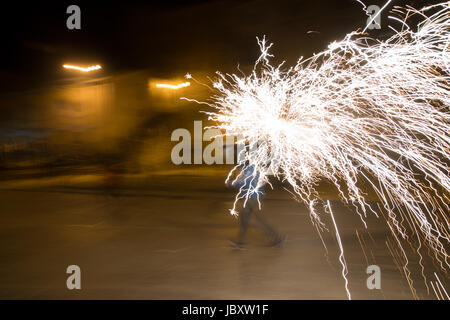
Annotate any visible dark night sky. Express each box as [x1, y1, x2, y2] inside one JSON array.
[[0, 0, 435, 92]]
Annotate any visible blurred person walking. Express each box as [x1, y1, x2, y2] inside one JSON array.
[[228, 164, 285, 248]]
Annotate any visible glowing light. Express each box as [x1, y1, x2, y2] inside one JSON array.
[[433, 272, 449, 300], [156, 82, 191, 90], [328, 200, 351, 300], [186, 2, 450, 296], [63, 64, 102, 72]]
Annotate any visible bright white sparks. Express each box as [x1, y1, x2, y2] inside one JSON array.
[[156, 82, 191, 89], [63, 64, 102, 72], [192, 2, 450, 289]]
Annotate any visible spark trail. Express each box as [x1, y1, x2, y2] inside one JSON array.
[[186, 2, 450, 297], [328, 200, 351, 300]]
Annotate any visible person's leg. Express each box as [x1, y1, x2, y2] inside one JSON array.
[[252, 202, 285, 246], [237, 199, 254, 244]]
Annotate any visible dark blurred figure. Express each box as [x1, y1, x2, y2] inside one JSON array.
[[102, 153, 125, 198], [228, 164, 285, 248]]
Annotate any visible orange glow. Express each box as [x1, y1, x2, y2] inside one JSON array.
[[63, 64, 102, 72], [155, 82, 190, 90]]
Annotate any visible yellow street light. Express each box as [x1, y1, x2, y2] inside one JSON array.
[[155, 82, 190, 90], [63, 64, 102, 72]]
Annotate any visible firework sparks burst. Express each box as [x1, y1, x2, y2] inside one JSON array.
[[186, 2, 450, 296]]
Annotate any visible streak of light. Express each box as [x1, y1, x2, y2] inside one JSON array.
[[155, 82, 191, 90], [328, 200, 352, 300], [356, 230, 370, 266], [63, 64, 102, 72], [430, 281, 441, 300], [434, 273, 450, 299]]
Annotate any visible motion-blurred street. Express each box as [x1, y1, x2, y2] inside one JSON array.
[[0, 171, 438, 299]]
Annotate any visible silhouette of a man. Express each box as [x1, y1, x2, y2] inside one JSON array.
[[228, 164, 285, 248]]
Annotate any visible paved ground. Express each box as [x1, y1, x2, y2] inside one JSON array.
[[0, 174, 444, 299]]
